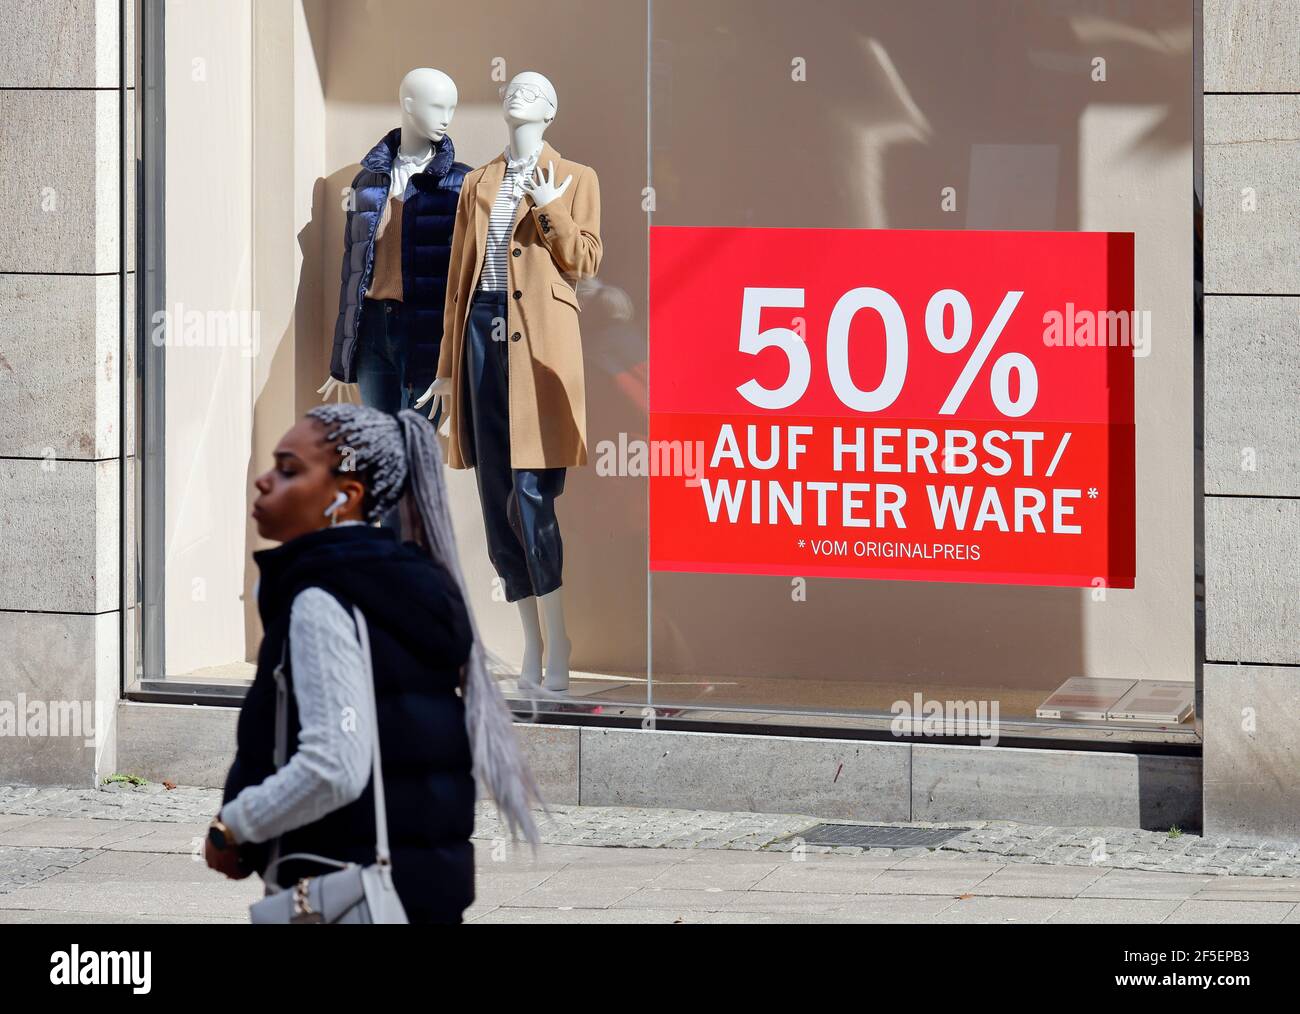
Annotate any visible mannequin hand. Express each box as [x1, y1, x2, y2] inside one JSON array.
[[521, 160, 572, 209], [414, 377, 449, 409], [415, 378, 452, 434], [317, 377, 359, 404]]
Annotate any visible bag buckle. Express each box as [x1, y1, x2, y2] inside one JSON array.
[[290, 878, 323, 924]]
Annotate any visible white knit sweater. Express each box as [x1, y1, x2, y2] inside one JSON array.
[[219, 587, 373, 845]]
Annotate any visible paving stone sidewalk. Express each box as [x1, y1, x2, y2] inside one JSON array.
[[3, 783, 1299, 882], [0, 845, 99, 896]]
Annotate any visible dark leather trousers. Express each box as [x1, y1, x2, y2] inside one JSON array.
[[464, 289, 565, 603]]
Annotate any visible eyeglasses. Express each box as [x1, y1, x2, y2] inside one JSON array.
[[500, 83, 549, 105]]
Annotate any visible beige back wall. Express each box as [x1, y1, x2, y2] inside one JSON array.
[[163, 0, 255, 677]]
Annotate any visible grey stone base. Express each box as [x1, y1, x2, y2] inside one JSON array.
[[572, 727, 1197, 832], [110, 702, 1200, 832], [113, 701, 237, 789], [1204, 663, 1300, 841]]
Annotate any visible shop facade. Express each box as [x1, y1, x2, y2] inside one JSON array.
[[0, 0, 1296, 837]]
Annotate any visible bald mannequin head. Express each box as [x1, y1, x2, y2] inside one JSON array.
[[399, 68, 458, 143], [503, 71, 558, 126]]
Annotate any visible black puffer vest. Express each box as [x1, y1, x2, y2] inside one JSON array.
[[221, 524, 476, 923], [329, 129, 470, 388]]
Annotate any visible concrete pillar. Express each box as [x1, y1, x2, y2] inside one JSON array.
[[1201, 0, 1300, 838], [0, 0, 124, 785]]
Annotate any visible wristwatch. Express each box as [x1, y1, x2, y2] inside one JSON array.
[[208, 817, 238, 851]]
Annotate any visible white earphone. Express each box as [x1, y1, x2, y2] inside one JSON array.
[[324, 491, 348, 518]]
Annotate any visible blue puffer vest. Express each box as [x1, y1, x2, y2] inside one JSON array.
[[221, 524, 476, 924], [330, 129, 470, 389]]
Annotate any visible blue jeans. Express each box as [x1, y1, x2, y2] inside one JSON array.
[[465, 290, 566, 602], [356, 298, 440, 419], [356, 298, 441, 530]]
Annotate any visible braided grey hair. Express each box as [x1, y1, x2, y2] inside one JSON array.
[[306, 403, 544, 846], [307, 403, 408, 523]]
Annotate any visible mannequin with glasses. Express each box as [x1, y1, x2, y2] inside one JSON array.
[[418, 71, 602, 695]]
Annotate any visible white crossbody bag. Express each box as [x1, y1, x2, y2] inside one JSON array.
[[249, 605, 408, 924]]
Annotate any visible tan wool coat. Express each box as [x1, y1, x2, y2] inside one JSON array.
[[436, 141, 602, 469]]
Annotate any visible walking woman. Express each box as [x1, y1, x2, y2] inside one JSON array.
[[204, 403, 541, 924]]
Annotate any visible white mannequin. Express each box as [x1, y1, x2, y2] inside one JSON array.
[[319, 68, 460, 403], [416, 72, 573, 693]]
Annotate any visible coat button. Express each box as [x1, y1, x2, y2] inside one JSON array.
[[510, 331, 521, 342], [512, 290, 522, 300], [512, 248, 522, 257]]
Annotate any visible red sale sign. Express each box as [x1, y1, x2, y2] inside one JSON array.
[[648, 226, 1135, 588]]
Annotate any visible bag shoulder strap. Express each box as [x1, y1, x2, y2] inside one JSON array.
[[350, 605, 393, 869], [271, 634, 291, 768], [266, 632, 291, 877]]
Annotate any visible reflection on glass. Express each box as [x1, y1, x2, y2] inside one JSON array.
[[141, 1, 1194, 746]]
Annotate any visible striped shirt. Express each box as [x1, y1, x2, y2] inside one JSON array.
[[478, 146, 540, 291]]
